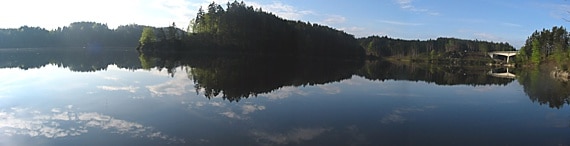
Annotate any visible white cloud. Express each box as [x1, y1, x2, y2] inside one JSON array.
[[380, 106, 436, 124], [0, 107, 185, 143], [251, 127, 332, 145], [395, 0, 439, 16], [220, 111, 246, 120], [249, 2, 315, 20], [146, 71, 193, 96], [150, 0, 195, 27], [0, 0, 323, 31], [261, 86, 308, 100], [339, 26, 371, 38], [322, 15, 347, 24], [379, 20, 424, 26], [501, 22, 522, 27], [241, 104, 266, 114], [340, 27, 365, 32], [473, 32, 501, 41], [0, 0, 146, 29], [219, 104, 265, 120], [210, 102, 224, 107], [318, 85, 341, 94], [97, 86, 139, 93], [51, 108, 61, 113], [103, 76, 120, 81]]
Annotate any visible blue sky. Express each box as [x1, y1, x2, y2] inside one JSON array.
[[1, 0, 569, 48]]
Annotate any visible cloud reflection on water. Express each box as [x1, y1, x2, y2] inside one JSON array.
[[0, 106, 185, 143], [146, 71, 193, 96], [220, 104, 267, 120], [380, 106, 437, 124], [251, 127, 332, 145], [261, 86, 308, 100], [96, 85, 139, 93]]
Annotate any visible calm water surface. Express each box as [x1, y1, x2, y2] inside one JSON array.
[[1, 48, 569, 145]]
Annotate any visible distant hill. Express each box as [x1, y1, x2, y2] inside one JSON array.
[[0, 22, 177, 48], [358, 36, 515, 59]]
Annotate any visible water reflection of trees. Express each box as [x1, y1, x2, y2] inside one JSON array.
[[137, 51, 521, 101], [140, 52, 362, 101], [5, 48, 570, 107], [357, 60, 515, 86], [517, 68, 570, 108], [0, 48, 141, 72]]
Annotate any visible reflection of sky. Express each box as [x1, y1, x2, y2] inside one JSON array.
[[2, 64, 570, 145], [97, 85, 139, 93], [146, 70, 194, 96], [0, 106, 185, 143], [381, 106, 437, 124], [251, 127, 332, 145]]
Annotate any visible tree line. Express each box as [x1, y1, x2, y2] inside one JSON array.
[[0, 48, 141, 72], [139, 1, 515, 61], [516, 26, 570, 70], [358, 36, 515, 59], [139, 1, 365, 59], [0, 22, 183, 48]]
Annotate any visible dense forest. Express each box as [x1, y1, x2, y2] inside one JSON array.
[[358, 36, 515, 59], [0, 1, 517, 61], [516, 26, 570, 70], [139, 1, 362, 59], [0, 22, 184, 48], [138, 1, 515, 61]]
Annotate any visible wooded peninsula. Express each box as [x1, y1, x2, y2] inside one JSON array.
[[136, 2, 518, 63]]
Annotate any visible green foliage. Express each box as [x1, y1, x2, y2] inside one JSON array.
[[515, 47, 528, 63], [430, 50, 436, 60], [138, 53, 158, 70], [144, 1, 364, 59], [520, 26, 570, 67], [139, 27, 156, 45], [0, 22, 153, 48], [531, 39, 541, 65], [0, 21, 186, 48], [516, 67, 570, 108], [553, 48, 565, 65], [358, 36, 515, 58]]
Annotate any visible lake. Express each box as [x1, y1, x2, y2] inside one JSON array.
[[1, 48, 570, 145]]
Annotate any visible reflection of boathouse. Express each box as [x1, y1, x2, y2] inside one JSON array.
[[488, 68, 516, 79]]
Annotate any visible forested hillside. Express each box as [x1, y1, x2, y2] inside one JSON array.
[[516, 26, 570, 69], [358, 36, 515, 58], [139, 1, 365, 59], [1, 1, 518, 61], [0, 22, 181, 48]]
